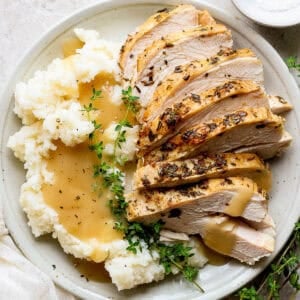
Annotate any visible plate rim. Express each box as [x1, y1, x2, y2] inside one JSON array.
[[1, 0, 300, 299]]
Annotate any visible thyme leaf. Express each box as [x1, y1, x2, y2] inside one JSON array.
[[88, 120, 101, 140], [82, 102, 98, 113], [89, 141, 104, 159], [90, 88, 102, 101]]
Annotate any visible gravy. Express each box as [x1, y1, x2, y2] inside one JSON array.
[[72, 258, 111, 283], [202, 218, 237, 256], [224, 188, 253, 217], [43, 141, 123, 262], [251, 169, 272, 192], [196, 239, 229, 266], [78, 74, 130, 129], [62, 37, 84, 57], [42, 65, 133, 262]]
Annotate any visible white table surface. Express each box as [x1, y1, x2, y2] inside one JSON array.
[[0, 0, 299, 298]]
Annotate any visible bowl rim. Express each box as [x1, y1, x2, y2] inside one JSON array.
[[232, 0, 300, 28]]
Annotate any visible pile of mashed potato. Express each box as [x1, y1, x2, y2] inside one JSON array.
[[7, 28, 207, 290]]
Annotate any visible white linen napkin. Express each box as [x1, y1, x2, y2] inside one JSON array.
[[0, 201, 75, 300]]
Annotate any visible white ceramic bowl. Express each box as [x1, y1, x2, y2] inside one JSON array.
[[1, 1, 300, 299], [232, 0, 300, 27]]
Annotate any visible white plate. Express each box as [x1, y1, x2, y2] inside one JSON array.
[[232, 0, 300, 27], [1, 1, 300, 299]]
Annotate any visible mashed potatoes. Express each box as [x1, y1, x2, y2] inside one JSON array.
[[7, 28, 207, 290]]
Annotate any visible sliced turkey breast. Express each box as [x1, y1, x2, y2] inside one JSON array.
[[143, 107, 284, 164], [196, 215, 274, 264], [134, 153, 271, 190], [159, 229, 190, 242], [234, 131, 292, 160], [139, 81, 291, 153], [247, 213, 276, 237], [267, 95, 293, 114], [138, 80, 270, 152], [141, 48, 264, 122], [127, 177, 268, 224], [133, 24, 233, 106], [197, 9, 216, 26], [120, 5, 206, 82]]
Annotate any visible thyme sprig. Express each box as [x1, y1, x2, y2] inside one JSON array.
[[286, 56, 300, 77], [121, 86, 140, 114], [113, 87, 140, 165], [238, 286, 262, 300], [93, 162, 127, 218], [237, 220, 300, 299], [82, 88, 102, 118], [83, 88, 104, 157], [88, 120, 101, 140], [157, 242, 203, 292], [113, 119, 132, 165], [90, 87, 102, 101], [87, 86, 203, 291]]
